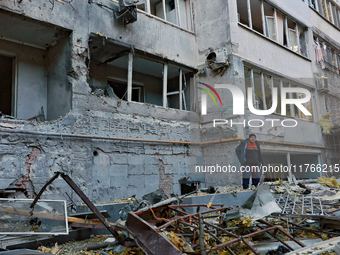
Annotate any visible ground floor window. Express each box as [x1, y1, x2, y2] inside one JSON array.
[[262, 152, 321, 181]]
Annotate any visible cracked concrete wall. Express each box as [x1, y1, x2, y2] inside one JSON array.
[[0, 0, 200, 204], [1, 0, 337, 204], [46, 35, 72, 121]]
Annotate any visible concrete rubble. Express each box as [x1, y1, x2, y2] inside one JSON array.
[[2, 177, 340, 254], [0, 0, 340, 253]]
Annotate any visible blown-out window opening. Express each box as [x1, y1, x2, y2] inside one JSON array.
[[244, 66, 314, 121], [237, 0, 308, 57]]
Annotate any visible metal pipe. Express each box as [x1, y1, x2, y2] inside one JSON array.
[[0, 129, 331, 149]]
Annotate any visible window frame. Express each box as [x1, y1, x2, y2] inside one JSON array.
[[140, 0, 192, 31], [314, 35, 340, 74], [309, 0, 340, 29], [237, 0, 308, 58], [245, 66, 314, 121]]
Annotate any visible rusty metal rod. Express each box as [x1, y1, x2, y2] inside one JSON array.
[[256, 224, 294, 251], [60, 173, 125, 244], [206, 238, 241, 253], [156, 206, 231, 231], [201, 220, 238, 238], [30, 172, 61, 211], [242, 238, 260, 255], [257, 219, 305, 247], [198, 213, 207, 255], [30, 171, 125, 245]]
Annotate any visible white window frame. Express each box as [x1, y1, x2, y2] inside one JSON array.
[[246, 67, 314, 120]]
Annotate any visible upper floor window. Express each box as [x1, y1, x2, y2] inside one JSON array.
[[309, 0, 340, 29], [314, 35, 340, 74], [244, 66, 314, 121], [89, 34, 194, 111], [138, 0, 192, 31], [237, 0, 308, 57]]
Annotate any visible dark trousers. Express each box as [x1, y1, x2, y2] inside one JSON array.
[[242, 165, 261, 189]]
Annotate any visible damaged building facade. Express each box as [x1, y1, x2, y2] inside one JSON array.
[[0, 0, 339, 204]]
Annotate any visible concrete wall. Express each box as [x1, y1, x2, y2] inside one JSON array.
[[46, 35, 72, 121], [0, 0, 338, 206]]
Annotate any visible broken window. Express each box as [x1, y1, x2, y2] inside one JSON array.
[[273, 78, 281, 114], [245, 68, 275, 111], [89, 34, 194, 110], [263, 74, 272, 110], [262, 152, 288, 181], [107, 78, 145, 102], [262, 152, 321, 181], [237, 0, 249, 26], [147, 0, 192, 30], [298, 25, 308, 57], [250, 0, 263, 34], [253, 71, 263, 110], [0, 199, 68, 235], [263, 1, 275, 40], [282, 82, 291, 117], [236, 0, 308, 57], [308, 0, 318, 10], [0, 54, 14, 117], [287, 18, 298, 53], [0, 12, 72, 121], [106, 54, 164, 106], [291, 154, 320, 179], [245, 66, 313, 120], [166, 65, 191, 110]]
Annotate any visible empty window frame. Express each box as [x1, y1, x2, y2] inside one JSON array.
[[0, 53, 15, 117], [167, 65, 191, 110], [146, 0, 192, 30], [311, 0, 340, 29], [262, 152, 321, 181], [263, 1, 276, 40], [107, 78, 145, 103], [107, 53, 163, 106], [244, 66, 313, 120], [106, 52, 191, 110], [237, 0, 308, 57]]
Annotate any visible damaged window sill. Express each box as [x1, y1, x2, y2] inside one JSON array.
[[238, 23, 311, 62], [122, 99, 193, 114]]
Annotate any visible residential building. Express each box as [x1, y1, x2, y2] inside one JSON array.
[[0, 0, 339, 204]]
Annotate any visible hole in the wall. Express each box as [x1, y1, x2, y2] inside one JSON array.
[[93, 151, 99, 157]]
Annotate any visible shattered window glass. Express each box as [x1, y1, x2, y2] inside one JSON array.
[[0, 199, 68, 235]]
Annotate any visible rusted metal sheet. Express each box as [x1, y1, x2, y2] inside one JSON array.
[[126, 212, 185, 255]]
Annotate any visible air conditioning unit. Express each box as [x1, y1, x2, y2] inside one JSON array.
[[206, 48, 229, 70], [116, 0, 144, 25], [317, 76, 329, 93]]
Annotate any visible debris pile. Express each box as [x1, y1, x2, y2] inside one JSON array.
[[1, 175, 340, 255]]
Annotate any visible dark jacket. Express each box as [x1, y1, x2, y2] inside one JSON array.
[[235, 138, 263, 166]]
